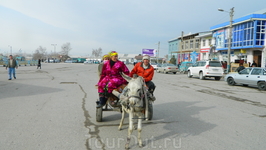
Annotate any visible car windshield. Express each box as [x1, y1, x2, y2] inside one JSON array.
[[151, 63, 156, 65], [166, 64, 175, 66], [239, 68, 251, 74], [209, 61, 222, 67]]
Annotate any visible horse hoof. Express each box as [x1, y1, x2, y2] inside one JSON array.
[[139, 143, 143, 148], [125, 145, 129, 150]]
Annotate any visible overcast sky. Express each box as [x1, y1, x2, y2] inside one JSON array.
[[0, 0, 265, 57]]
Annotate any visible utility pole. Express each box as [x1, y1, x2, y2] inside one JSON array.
[[227, 7, 234, 73], [8, 45, 12, 55], [157, 41, 160, 63], [218, 7, 234, 73], [181, 31, 184, 62], [51, 44, 57, 53]]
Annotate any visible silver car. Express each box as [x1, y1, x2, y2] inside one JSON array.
[[224, 67, 266, 90], [157, 63, 178, 74]]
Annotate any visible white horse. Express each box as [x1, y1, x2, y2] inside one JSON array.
[[113, 73, 146, 149]]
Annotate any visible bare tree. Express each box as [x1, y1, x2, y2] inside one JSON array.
[[91, 48, 102, 57], [33, 46, 46, 60], [60, 42, 72, 62]]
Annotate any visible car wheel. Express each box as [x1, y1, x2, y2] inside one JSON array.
[[173, 72, 176, 74], [215, 77, 221, 81], [257, 82, 266, 91], [227, 77, 235, 86], [199, 72, 205, 80], [157, 70, 160, 73], [187, 71, 192, 78], [163, 70, 167, 74]]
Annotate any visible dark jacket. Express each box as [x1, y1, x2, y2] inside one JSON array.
[[6, 59, 18, 68], [236, 66, 245, 73]]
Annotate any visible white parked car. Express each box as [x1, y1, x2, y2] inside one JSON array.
[[151, 63, 158, 70], [187, 60, 224, 80], [224, 67, 266, 90]]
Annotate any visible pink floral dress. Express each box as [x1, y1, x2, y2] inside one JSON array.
[[98, 60, 129, 94]]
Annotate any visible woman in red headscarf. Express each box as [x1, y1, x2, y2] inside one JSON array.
[[97, 51, 130, 108]]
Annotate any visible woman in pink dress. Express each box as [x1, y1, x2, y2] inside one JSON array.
[[97, 51, 130, 108]]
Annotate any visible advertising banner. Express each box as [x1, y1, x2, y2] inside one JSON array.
[[213, 29, 225, 49], [142, 49, 156, 57]]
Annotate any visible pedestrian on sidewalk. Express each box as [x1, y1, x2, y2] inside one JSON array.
[[37, 59, 41, 69], [6, 55, 18, 80], [251, 61, 257, 67], [235, 63, 245, 73]]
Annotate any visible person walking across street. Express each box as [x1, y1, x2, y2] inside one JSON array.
[[6, 55, 18, 80], [37, 59, 41, 69]]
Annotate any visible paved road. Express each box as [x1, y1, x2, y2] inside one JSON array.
[[0, 63, 265, 150]]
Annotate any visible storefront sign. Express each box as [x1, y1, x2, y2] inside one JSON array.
[[200, 48, 210, 53], [240, 49, 246, 53]]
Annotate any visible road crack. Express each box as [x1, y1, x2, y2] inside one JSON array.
[[78, 84, 106, 150], [198, 89, 266, 108]]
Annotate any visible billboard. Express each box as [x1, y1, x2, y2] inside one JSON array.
[[213, 29, 225, 49], [142, 49, 156, 57]]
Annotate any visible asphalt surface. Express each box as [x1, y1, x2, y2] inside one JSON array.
[[0, 63, 266, 150]]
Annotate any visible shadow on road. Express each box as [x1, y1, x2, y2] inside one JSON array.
[[95, 100, 217, 143], [0, 81, 63, 100]]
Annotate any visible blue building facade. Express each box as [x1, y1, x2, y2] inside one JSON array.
[[211, 14, 266, 67], [168, 38, 179, 62]]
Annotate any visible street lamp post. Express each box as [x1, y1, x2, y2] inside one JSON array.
[[218, 7, 234, 73], [155, 41, 160, 63], [157, 41, 160, 63], [8, 45, 12, 55], [51, 44, 57, 53]]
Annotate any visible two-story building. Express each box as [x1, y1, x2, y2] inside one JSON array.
[[211, 12, 266, 67], [195, 32, 213, 61], [169, 9, 266, 68], [168, 31, 212, 63]]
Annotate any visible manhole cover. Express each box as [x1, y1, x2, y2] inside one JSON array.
[[60, 82, 77, 84]]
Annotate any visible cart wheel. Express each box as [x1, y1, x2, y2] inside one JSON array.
[[96, 107, 103, 122], [147, 102, 153, 120]]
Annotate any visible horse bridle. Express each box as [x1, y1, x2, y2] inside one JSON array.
[[126, 77, 145, 101], [128, 95, 142, 100]]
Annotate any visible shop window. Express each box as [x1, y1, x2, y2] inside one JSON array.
[[195, 39, 199, 48], [190, 40, 193, 49], [208, 39, 211, 46]]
